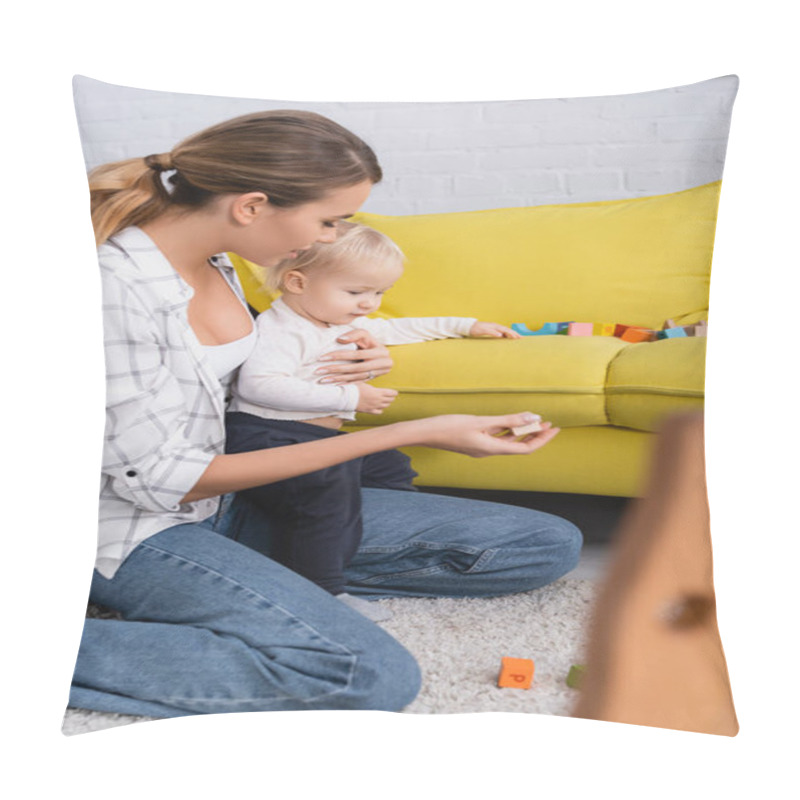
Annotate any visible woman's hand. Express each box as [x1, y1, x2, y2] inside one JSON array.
[[407, 412, 560, 457], [469, 321, 522, 339], [316, 329, 394, 385]]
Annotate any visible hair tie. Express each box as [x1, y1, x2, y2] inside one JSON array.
[[144, 153, 174, 172]]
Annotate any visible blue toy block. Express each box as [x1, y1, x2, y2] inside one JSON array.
[[658, 327, 689, 339], [512, 322, 562, 336]]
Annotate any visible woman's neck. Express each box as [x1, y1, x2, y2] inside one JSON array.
[[140, 209, 229, 283]]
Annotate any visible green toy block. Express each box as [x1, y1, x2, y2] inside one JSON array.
[[566, 664, 586, 689]]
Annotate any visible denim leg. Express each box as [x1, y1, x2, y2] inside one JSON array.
[[345, 488, 583, 598], [69, 509, 421, 718]]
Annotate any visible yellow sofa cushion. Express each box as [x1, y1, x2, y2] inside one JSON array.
[[364, 335, 626, 428], [606, 337, 706, 432], [350, 182, 719, 330]]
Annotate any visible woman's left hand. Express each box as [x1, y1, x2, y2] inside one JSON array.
[[316, 329, 394, 384]]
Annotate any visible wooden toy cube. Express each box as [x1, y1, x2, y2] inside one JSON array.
[[620, 326, 656, 343], [566, 664, 586, 689], [511, 416, 543, 437], [498, 657, 535, 689], [594, 322, 617, 336], [511, 322, 561, 336], [567, 322, 593, 336], [659, 327, 688, 339]]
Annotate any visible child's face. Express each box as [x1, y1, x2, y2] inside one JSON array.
[[290, 260, 403, 326]]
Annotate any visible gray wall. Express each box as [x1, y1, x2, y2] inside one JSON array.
[[73, 74, 737, 214]]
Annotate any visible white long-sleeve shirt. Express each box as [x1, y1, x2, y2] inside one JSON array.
[[229, 297, 476, 422]]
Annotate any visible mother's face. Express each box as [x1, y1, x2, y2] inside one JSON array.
[[235, 180, 373, 268]]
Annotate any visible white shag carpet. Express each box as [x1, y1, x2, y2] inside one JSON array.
[[62, 578, 596, 735]]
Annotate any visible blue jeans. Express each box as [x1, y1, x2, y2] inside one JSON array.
[[69, 489, 582, 718]]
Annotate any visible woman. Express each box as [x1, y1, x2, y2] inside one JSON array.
[[70, 109, 582, 718]]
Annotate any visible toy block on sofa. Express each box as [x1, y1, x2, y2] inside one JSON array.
[[498, 657, 535, 689], [658, 326, 689, 339], [567, 322, 594, 336], [693, 320, 708, 337], [555, 322, 572, 335], [511, 322, 562, 336], [620, 326, 657, 343], [593, 322, 617, 336]]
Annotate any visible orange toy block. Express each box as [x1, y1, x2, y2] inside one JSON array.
[[498, 657, 535, 689], [620, 326, 656, 343]]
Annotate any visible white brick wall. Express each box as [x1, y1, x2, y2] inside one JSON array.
[[73, 75, 738, 214]]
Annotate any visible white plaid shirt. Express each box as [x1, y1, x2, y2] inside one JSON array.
[[97, 227, 246, 578]]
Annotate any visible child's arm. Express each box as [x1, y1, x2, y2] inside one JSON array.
[[234, 332, 360, 415], [353, 316, 521, 343], [353, 315, 477, 345]]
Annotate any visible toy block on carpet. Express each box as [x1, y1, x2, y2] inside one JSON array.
[[566, 664, 586, 689], [498, 657, 535, 689]]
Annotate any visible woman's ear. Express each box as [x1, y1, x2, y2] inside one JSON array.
[[281, 270, 308, 294], [230, 192, 271, 226]]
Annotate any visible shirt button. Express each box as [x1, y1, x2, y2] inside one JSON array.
[[126, 470, 137, 477]]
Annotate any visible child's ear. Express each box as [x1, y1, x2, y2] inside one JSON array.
[[281, 270, 308, 294]]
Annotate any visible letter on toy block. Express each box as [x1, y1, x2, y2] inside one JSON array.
[[498, 657, 535, 689], [567, 322, 593, 336]]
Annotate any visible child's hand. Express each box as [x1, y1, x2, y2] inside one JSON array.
[[469, 321, 521, 339], [356, 383, 398, 414]]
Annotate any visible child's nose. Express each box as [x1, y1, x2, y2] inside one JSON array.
[[316, 228, 338, 244]]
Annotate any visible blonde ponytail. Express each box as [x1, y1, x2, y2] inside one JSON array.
[[89, 110, 383, 247], [89, 156, 173, 245]]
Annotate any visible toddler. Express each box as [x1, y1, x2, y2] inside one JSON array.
[[226, 222, 520, 620]]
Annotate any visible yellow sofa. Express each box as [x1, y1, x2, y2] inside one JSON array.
[[232, 182, 719, 499]]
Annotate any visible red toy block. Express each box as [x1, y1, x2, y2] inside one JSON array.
[[498, 657, 535, 689], [567, 322, 593, 336]]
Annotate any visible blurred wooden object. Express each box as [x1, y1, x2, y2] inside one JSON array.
[[572, 412, 738, 736]]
